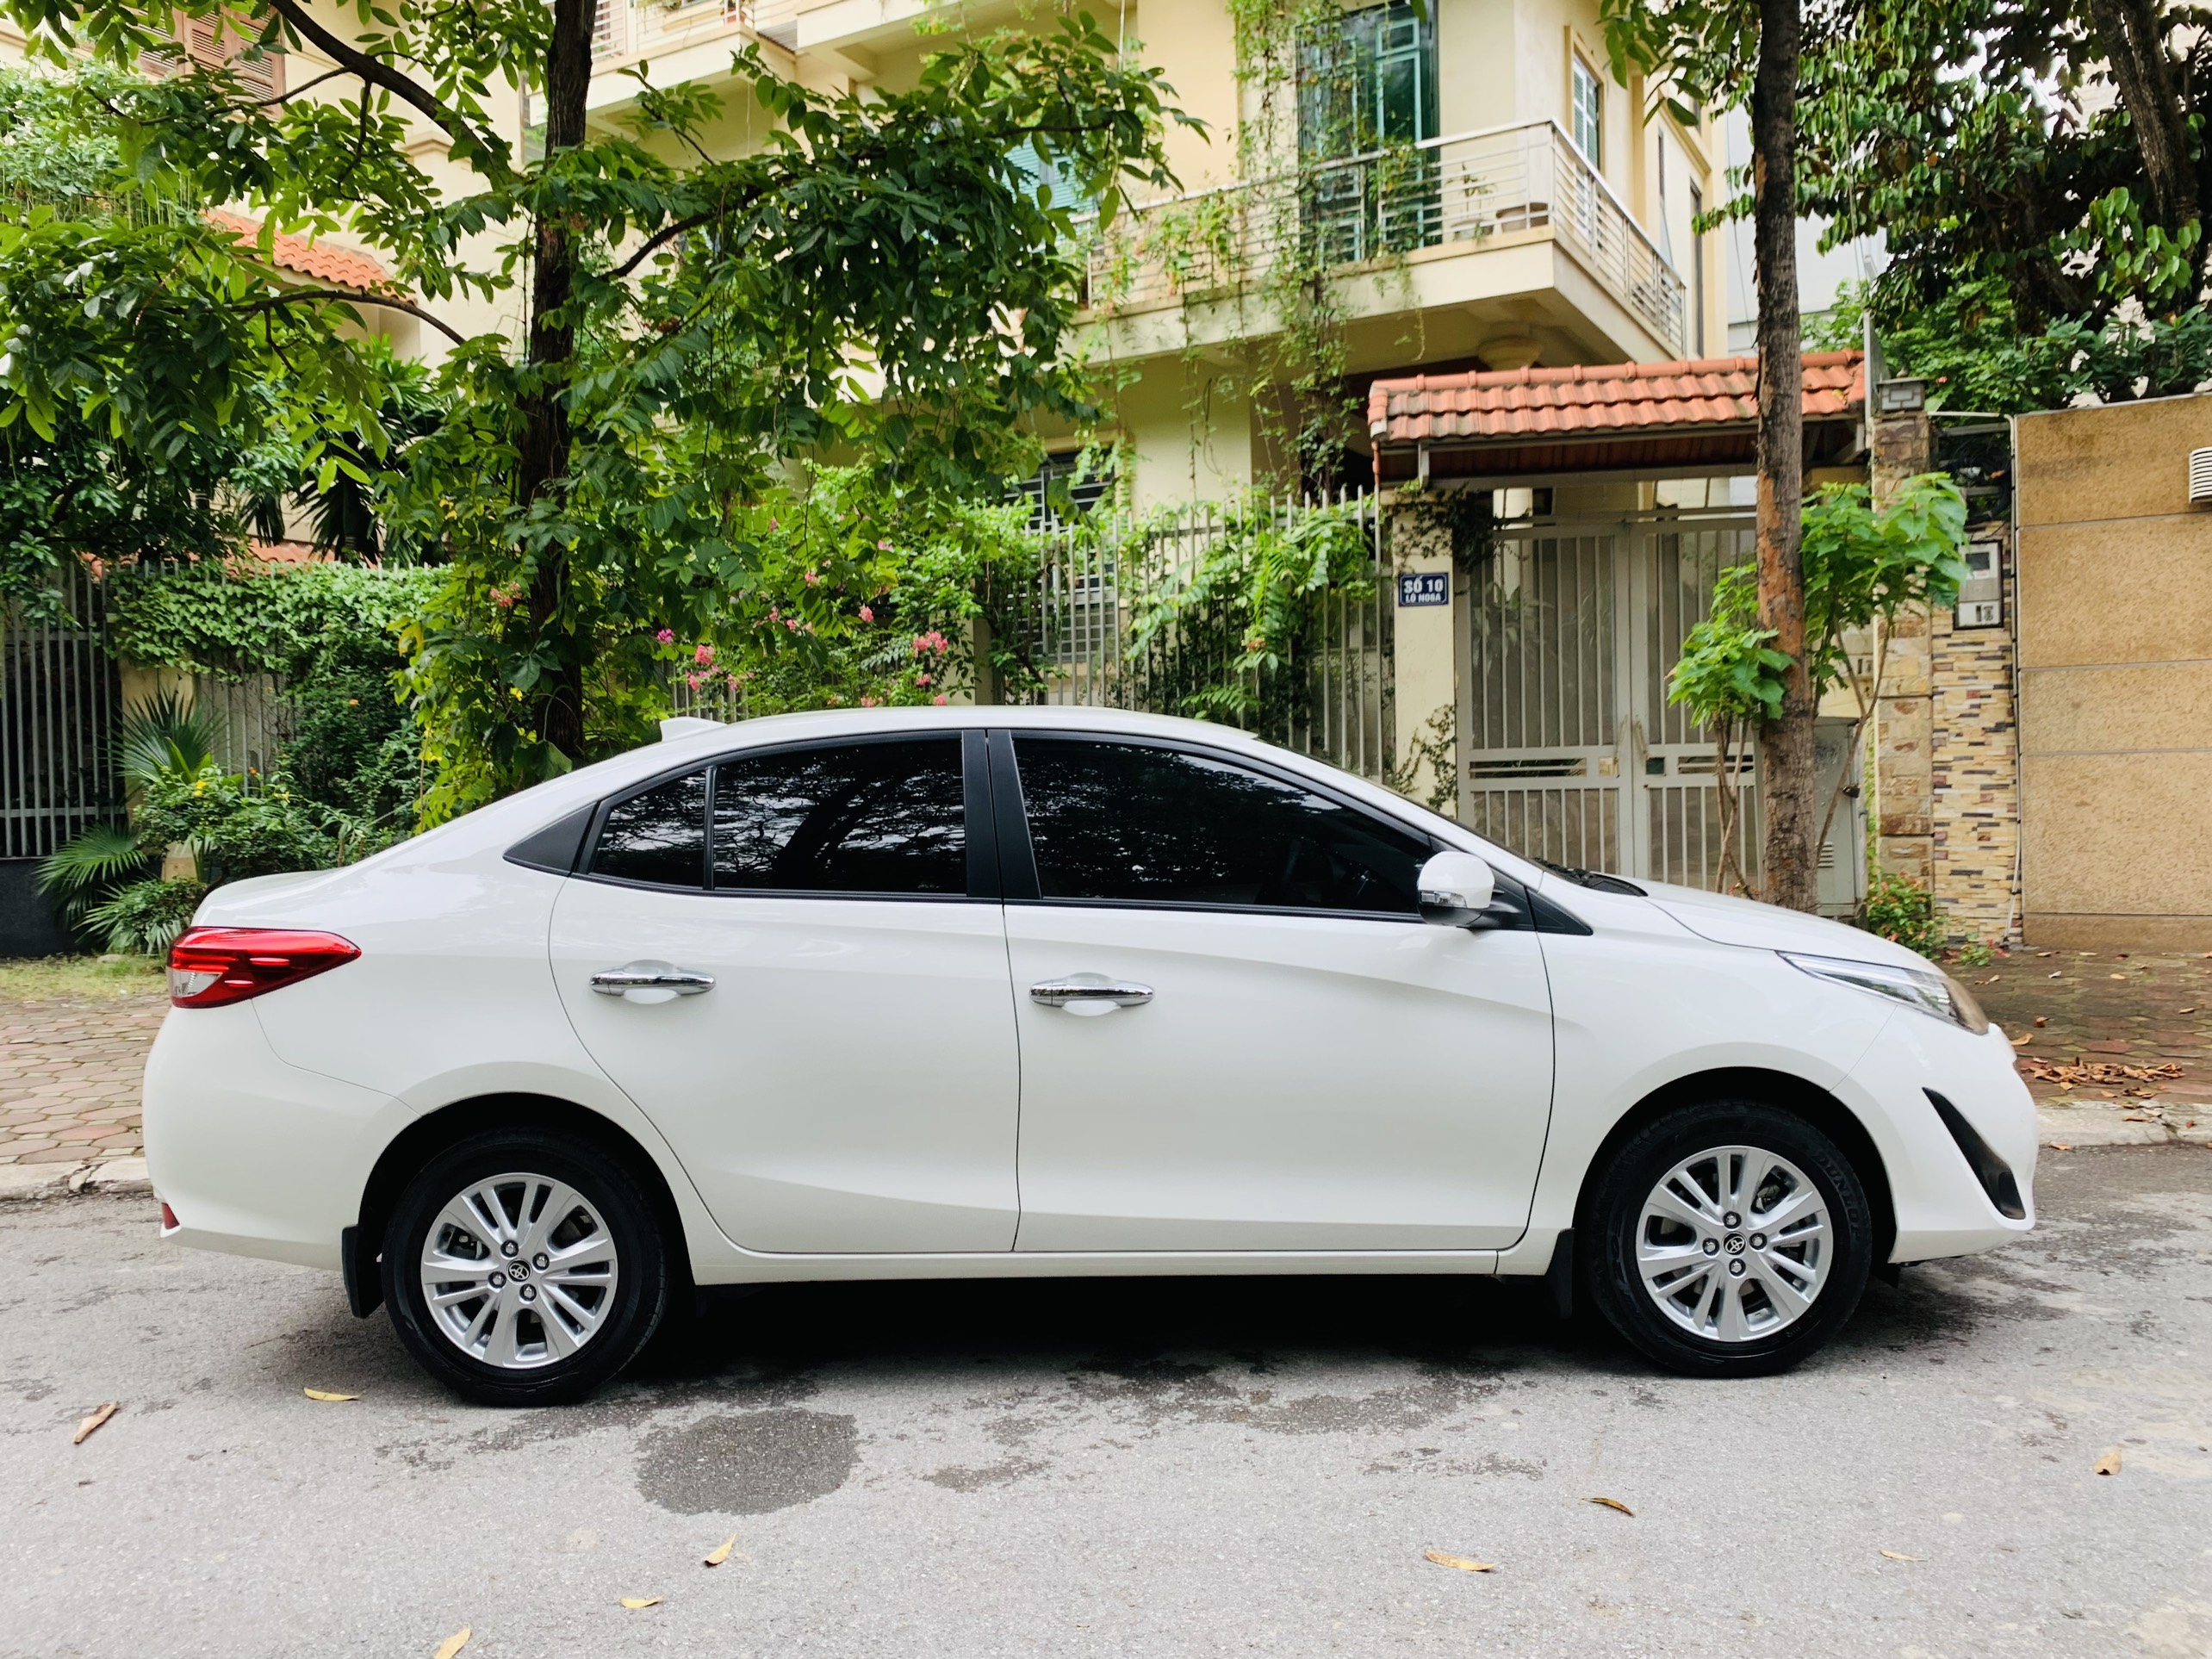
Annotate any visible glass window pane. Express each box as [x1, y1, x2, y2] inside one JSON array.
[[592, 770, 708, 888], [712, 739, 966, 896], [1016, 738, 1428, 914]]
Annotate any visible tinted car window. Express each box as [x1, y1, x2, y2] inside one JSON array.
[[1014, 737, 1427, 913], [712, 738, 966, 895], [591, 770, 708, 888]]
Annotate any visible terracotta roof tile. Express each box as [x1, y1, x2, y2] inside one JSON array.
[[1368, 351, 1865, 444], [205, 208, 392, 293]]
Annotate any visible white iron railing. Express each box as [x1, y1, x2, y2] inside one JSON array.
[[1084, 119, 1687, 357], [606, 0, 801, 60]]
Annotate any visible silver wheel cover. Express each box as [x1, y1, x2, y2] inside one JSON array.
[[419, 1171, 620, 1370], [1637, 1144, 1830, 1344]]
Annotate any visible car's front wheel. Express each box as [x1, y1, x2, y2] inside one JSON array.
[[382, 1128, 669, 1406], [1584, 1101, 1873, 1378]]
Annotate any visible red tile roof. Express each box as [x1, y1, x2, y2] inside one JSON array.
[[205, 208, 392, 293], [1367, 351, 1866, 445]]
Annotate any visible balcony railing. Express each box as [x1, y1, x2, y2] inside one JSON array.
[[588, 0, 801, 60], [1084, 120, 1687, 357]]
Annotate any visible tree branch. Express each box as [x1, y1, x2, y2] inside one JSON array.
[[257, 65, 359, 106], [259, 0, 510, 181], [233, 288, 469, 346]]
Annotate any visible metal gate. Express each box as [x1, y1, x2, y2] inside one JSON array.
[[1460, 513, 1862, 904]]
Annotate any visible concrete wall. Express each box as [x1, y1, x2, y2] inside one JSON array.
[[2016, 395, 2212, 949]]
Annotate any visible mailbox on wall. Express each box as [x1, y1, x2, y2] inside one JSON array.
[[1954, 537, 2004, 629]]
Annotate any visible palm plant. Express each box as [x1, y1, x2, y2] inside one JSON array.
[[37, 690, 223, 939]]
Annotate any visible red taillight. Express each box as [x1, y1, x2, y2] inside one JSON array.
[[166, 927, 361, 1008], [160, 1202, 179, 1231]]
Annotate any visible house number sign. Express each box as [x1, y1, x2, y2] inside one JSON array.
[[1396, 572, 1451, 607]]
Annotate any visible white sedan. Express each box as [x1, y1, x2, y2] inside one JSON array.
[[145, 708, 2035, 1404]]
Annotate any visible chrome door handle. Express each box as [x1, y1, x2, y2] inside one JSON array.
[[1030, 978, 1153, 1008], [591, 962, 715, 997]]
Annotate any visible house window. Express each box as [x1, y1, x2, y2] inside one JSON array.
[[1570, 52, 1602, 168], [147, 5, 284, 100], [1016, 451, 1115, 529], [1298, 1, 1438, 161], [1690, 182, 1706, 356]]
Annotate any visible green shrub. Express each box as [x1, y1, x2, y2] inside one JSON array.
[[1860, 870, 1940, 959], [82, 877, 203, 956]]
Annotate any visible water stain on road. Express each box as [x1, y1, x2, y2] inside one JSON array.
[[636, 1406, 858, 1514]]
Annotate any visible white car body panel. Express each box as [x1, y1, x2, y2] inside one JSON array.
[[550, 880, 1021, 1253], [144, 705, 2036, 1296], [1005, 904, 1553, 1251]]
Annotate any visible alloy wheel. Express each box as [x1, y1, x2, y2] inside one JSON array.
[[418, 1171, 621, 1370], [1635, 1144, 1830, 1344]]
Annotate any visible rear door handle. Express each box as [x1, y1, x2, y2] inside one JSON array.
[[1030, 977, 1153, 1009], [591, 961, 715, 997]]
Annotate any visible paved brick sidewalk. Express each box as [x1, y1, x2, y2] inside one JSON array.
[[0, 991, 168, 1166], [1970, 947, 2212, 1103]]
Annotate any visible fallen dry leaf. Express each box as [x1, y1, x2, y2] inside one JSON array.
[[1424, 1550, 1496, 1573], [1586, 1496, 1635, 1516], [2048, 972, 2064, 979], [2010, 1033, 2033, 1047], [2181, 1008, 2199, 1016], [2122, 1114, 2158, 1122], [432, 1631, 469, 1659], [2037, 951, 2053, 958], [2095, 1448, 2123, 1476], [303, 1389, 357, 1402], [1880, 1550, 1925, 1562], [703, 1535, 736, 1568], [2110, 973, 2128, 980], [71, 1402, 117, 1445], [620, 1598, 662, 1610], [2051, 1142, 2074, 1151], [2021, 1059, 2181, 1087], [1985, 974, 2001, 985], [2035, 1016, 2049, 1027]]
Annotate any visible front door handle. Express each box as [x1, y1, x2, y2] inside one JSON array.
[[1030, 977, 1154, 1010], [591, 961, 715, 998]]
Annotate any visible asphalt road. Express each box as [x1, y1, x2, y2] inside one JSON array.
[[3, 1148, 2210, 1659]]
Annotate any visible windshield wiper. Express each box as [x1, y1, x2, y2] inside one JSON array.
[[1534, 858, 1647, 898]]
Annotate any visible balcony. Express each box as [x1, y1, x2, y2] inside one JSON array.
[[587, 0, 800, 65], [1083, 120, 1687, 361]]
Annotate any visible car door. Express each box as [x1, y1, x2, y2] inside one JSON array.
[[550, 730, 1021, 1254], [996, 730, 1555, 1252]]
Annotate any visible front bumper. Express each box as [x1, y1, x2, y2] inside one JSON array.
[[1837, 1014, 2038, 1262]]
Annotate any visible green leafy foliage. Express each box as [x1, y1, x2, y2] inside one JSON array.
[[1861, 869, 1940, 958], [82, 874, 202, 956]]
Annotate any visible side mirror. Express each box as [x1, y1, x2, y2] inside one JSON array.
[[1417, 851, 1496, 928]]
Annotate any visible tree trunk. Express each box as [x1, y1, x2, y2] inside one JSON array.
[[1752, 0, 1817, 911], [515, 0, 594, 764]]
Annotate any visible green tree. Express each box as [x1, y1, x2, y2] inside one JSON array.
[[1799, 1, 2212, 400], [1, 1, 1192, 817], [1668, 474, 1967, 896], [1602, 0, 1825, 910]]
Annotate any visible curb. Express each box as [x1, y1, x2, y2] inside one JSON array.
[[2039, 1106, 2212, 1149], [0, 1157, 151, 1206]]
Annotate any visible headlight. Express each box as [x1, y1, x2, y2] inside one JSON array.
[[1780, 952, 1991, 1034]]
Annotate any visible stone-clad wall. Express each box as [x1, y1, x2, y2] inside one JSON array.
[[2015, 395, 2212, 949], [1928, 531, 2021, 944]]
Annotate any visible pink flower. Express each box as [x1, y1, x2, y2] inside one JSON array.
[[804, 569, 820, 586], [860, 695, 877, 708], [686, 673, 703, 689], [932, 693, 949, 706], [877, 538, 892, 550], [858, 605, 874, 623], [910, 631, 951, 656], [694, 643, 716, 665], [915, 673, 933, 687], [786, 618, 800, 631], [655, 628, 674, 644]]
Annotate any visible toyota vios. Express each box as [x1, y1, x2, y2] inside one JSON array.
[[145, 708, 2035, 1403]]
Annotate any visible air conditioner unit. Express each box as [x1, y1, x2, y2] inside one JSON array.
[[2190, 446, 2212, 504]]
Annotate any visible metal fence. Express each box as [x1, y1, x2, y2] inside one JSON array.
[[1008, 492, 1396, 783], [0, 561, 121, 861]]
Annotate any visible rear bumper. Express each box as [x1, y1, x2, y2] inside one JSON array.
[[143, 1003, 413, 1272]]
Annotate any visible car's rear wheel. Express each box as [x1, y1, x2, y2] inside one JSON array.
[[1584, 1100, 1873, 1378], [382, 1128, 668, 1406]]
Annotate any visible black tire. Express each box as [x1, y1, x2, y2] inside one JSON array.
[[1582, 1100, 1873, 1379], [382, 1128, 669, 1407]]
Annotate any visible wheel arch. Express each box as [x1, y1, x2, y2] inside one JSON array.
[[345, 1093, 693, 1320], [1571, 1066, 1897, 1268]]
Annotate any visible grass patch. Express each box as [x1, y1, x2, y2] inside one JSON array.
[[0, 954, 166, 1000]]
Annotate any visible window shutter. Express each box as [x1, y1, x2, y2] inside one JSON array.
[[150, 9, 283, 100]]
